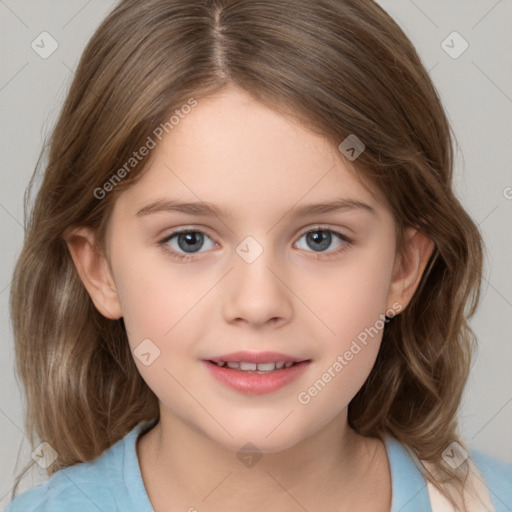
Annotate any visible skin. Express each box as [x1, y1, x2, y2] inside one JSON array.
[[66, 85, 434, 512]]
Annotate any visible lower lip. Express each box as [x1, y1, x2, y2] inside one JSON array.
[[203, 360, 311, 395]]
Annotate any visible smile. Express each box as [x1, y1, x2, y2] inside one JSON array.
[[212, 361, 296, 372], [203, 359, 311, 394]]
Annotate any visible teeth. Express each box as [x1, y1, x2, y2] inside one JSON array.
[[256, 362, 277, 371], [215, 361, 297, 371], [239, 362, 257, 370]]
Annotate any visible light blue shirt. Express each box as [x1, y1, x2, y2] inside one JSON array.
[[4, 420, 512, 511]]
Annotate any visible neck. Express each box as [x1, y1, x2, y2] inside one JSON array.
[[137, 409, 388, 511]]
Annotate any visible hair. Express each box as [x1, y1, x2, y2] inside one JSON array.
[[9, 0, 484, 509]]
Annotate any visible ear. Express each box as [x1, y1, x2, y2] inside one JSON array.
[[386, 227, 435, 313], [64, 227, 123, 319]]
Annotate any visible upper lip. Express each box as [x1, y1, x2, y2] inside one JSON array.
[[207, 351, 308, 364]]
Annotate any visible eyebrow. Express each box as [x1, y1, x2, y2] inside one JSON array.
[[135, 198, 376, 219]]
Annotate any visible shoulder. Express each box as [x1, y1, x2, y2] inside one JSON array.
[[469, 449, 512, 511], [4, 458, 120, 512], [3, 426, 137, 512], [3, 469, 114, 512], [383, 435, 512, 511]]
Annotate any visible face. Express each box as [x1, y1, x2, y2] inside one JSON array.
[[91, 86, 411, 452]]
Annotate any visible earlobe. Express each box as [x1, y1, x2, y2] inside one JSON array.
[[386, 227, 435, 312], [64, 227, 123, 320]]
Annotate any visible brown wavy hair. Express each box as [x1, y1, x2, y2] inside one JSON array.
[[9, 0, 483, 508]]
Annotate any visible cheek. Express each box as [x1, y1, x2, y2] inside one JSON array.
[[302, 242, 395, 353], [112, 240, 207, 343], [294, 241, 395, 403], [296, 282, 390, 419], [335, 261, 392, 344], [112, 249, 210, 407]]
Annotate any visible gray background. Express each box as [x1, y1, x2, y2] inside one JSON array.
[[0, 0, 511, 506]]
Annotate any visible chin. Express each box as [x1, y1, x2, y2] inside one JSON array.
[[222, 433, 303, 455], [210, 417, 311, 454]]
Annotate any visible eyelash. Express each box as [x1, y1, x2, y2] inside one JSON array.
[[157, 226, 354, 262]]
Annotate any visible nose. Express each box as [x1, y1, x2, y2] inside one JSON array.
[[222, 241, 293, 329]]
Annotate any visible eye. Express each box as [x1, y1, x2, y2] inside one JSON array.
[[158, 229, 217, 262], [158, 226, 353, 263], [294, 227, 353, 259]]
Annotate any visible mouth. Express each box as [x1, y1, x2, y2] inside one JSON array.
[[203, 351, 311, 394], [207, 360, 303, 373]]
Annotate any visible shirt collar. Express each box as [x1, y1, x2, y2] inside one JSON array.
[[384, 434, 433, 512], [123, 421, 433, 512]]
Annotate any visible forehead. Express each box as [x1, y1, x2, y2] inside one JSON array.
[[112, 86, 385, 221]]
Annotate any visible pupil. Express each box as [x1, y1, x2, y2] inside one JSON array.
[[176, 231, 331, 254], [307, 230, 331, 252], [178, 232, 203, 253]]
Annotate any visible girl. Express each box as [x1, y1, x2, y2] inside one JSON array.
[[6, 0, 511, 511]]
